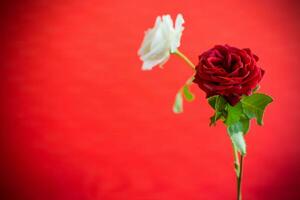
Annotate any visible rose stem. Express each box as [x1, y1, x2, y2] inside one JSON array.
[[173, 50, 195, 70], [232, 144, 244, 200], [237, 154, 244, 200], [175, 48, 245, 200]]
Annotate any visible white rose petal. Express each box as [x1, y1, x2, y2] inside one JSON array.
[[138, 14, 185, 70]]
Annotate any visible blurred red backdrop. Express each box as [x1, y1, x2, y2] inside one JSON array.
[[1, 0, 300, 199]]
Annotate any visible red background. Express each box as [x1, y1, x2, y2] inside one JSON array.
[[1, 0, 300, 199]]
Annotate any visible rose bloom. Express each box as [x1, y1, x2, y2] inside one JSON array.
[[193, 45, 264, 106], [138, 14, 184, 70]]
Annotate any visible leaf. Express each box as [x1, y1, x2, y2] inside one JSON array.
[[172, 75, 195, 114], [239, 117, 250, 134], [210, 112, 223, 126], [208, 95, 227, 125], [227, 122, 247, 155], [173, 91, 183, 113], [215, 96, 227, 111], [241, 93, 273, 125], [228, 119, 250, 135], [182, 85, 195, 102], [225, 102, 243, 126], [208, 95, 227, 110], [208, 95, 218, 109]]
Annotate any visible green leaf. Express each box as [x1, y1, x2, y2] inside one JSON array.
[[225, 102, 243, 126], [208, 95, 218, 109], [173, 91, 183, 113], [209, 115, 216, 126], [239, 117, 250, 134], [241, 93, 273, 125], [208, 95, 227, 125], [215, 96, 227, 111], [227, 122, 247, 155], [208, 95, 227, 111], [210, 112, 223, 126], [182, 85, 195, 102], [228, 119, 250, 135]]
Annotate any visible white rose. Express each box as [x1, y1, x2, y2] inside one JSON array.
[[138, 14, 185, 70]]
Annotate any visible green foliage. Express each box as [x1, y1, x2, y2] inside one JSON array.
[[173, 84, 195, 114], [239, 117, 250, 134], [208, 95, 218, 109], [183, 85, 195, 101], [225, 102, 243, 126], [173, 91, 183, 113], [208, 96, 227, 126], [241, 93, 273, 125], [207, 93, 273, 154]]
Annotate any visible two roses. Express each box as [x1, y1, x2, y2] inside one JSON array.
[[138, 14, 264, 105], [138, 14, 272, 200]]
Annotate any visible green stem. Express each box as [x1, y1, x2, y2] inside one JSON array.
[[233, 145, 240, 177], [173, 50, 195, 70], [237, 154, 244, 200], [232, 144, 243, 200]]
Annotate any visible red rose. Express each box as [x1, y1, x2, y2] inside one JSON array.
[[193, 45, 264, 106]]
